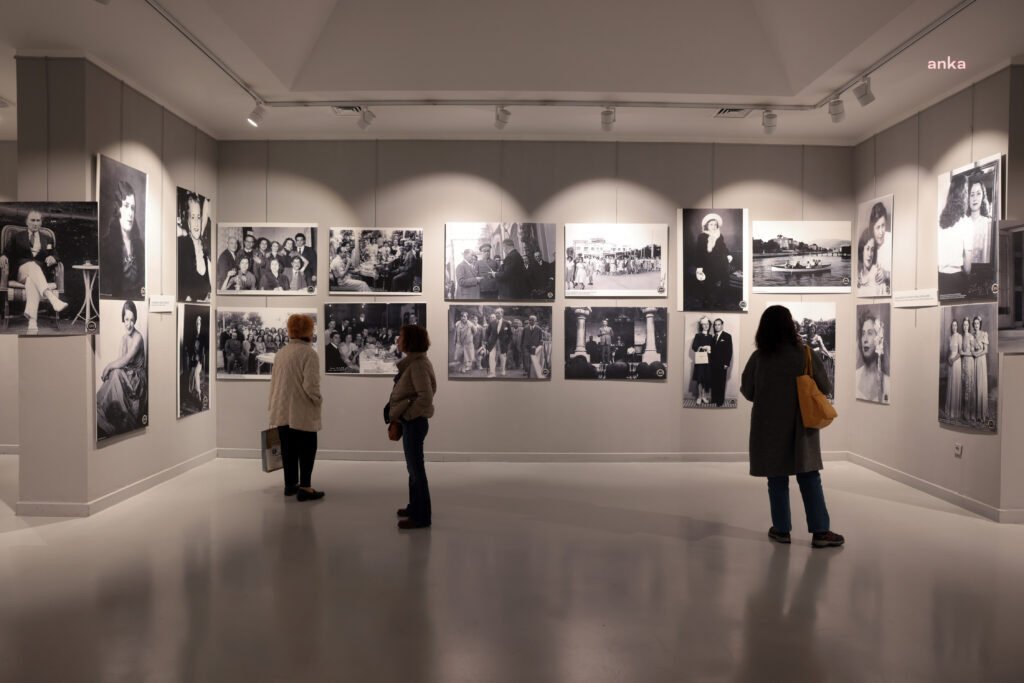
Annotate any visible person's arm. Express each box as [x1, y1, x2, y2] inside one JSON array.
[[102, 333, 144, 381], [974, 333, 988, 358], [691, 335, 701, 352], [739, 353, 756, 401], [399, 362, 434, 422], [301, 351, 323, 407]]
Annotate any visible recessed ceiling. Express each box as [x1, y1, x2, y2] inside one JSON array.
[[0, 0, 1021, 144]]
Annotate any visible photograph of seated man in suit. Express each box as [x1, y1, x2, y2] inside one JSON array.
[[328, 228, 422, 294], [447, 304, 552, 379]]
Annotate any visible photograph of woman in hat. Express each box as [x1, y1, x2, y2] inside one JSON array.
[[681, 208, 747, 312]]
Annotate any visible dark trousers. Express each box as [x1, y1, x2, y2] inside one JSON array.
[[402, 417, 431, 524], [279, 425, 317, 488], [767, 471, 830, 534]]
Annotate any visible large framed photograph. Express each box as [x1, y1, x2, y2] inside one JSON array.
[[324, 302, 426, 374], [0, 202, 99, 336], [855, 195, 893, 298], [564, 306, 667, 380], [444, 222, 557, 301], [939, 302, 998, 432], [178, 303, 210, 417], [328, 228, 423, 294], [217, 223, 318, 295], [216, 307, 318, 380], [769, 301, 836, 402], [937, 154, 1001, 303], [97, 155, 147, 301], [855, 303, 891, 404], [176, 188, 212, 303], [96, 298, 149, 441], [678, 209, 748, 312], [753, 221, 852, 294], [682, 313, 739, 407], [447, 305, 552, 379], [564, 224, 667, 298], [997, 220, 1024, 352]]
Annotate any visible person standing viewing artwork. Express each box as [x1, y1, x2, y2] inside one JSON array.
[[176, 188, 212, 303], [98, 156, 147, 300], [740, 305, 844, 548], [268, 314, 324, 501]]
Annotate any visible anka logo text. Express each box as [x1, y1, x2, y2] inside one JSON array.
[[928, 57, 967, 70]]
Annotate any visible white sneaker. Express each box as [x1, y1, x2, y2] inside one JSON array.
[[27, 318, 38, 332]]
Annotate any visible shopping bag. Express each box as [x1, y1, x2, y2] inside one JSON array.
[[261, 427, 283, 473]]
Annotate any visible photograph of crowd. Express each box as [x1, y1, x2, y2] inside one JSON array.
[[855, 195, 893, 298], [178, 303, 210, 417], [939, 302, 998, 432], [679, 209, 748, 312], [937, 155, 1001, 303], [96, 298, 149, 441], [176, 188, 212, 303], [98, 155, 147, 301], [769, 301, 837, 402], [448, 305, 552, 379], [323, 302, 426, 375], [683, 313, 739, 407], [564, 224, 667, 297], [217, 224, 318, 295], [328, 228, 423, 294], [753, 221, 852, 293], [855, 303, 891, 404], [0, 202, 99, 336], [444, 222, 557, 300], [564, 306, 667, 381], [215, 307, 318, 380]]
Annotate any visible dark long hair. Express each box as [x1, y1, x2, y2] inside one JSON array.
[[755, 305, 800, 354], [939, 175, 968, 229]]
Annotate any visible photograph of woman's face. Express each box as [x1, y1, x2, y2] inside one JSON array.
[[188, 198, 202, 240], [969, 182, 984, 214], [123, 308, 136, 333], [872, 215, 886, 244], [119, 194, 136, 232], [951, 320, 958, 334], [862, 240, 875, 268]]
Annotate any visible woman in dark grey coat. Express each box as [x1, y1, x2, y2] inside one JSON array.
[[740, 305, 844, 548]]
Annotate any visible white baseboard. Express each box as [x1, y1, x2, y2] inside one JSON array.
[[16, 449, 217, 518], [0, 444, 19, 456], [218, 448, 848, 463]]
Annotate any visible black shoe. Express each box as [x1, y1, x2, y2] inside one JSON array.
[[284, 485, 299, 497], [296, 488, 325, 502], [768, 527, 791, 544], [396, 507, 410, 518], [397, 518, 430, 529], [812, 530, 845, 548]]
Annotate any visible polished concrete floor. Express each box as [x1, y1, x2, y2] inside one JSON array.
[[1, 455, 1023, 683]]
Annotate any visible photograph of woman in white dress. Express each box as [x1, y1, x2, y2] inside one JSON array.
[[939, 303, 997, 432]]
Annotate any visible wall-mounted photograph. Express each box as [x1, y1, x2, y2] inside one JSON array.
[[444, 222, 557, 301], [682, 313, 739, 407], [855, 195, 893, 298], [937, 154, 1001, 303], [855, 302, 891, 404], [564, 223, 667, 298], [679, 209, 748, 312], [178, 303, 210, 418], [753, 221, 852, 294], [939, 302, 998, 432], [215, 307, 318, 380], [564, 306, 667, 380], [769, 301, 837, 402], [448, 304, 552, 379], [96, 298, 149, 441], [217, 223, 318, 295], [176, 188, 212, 303], [0, 202, 99, 336], [97, 155, 147, 301], [323, 302, 426, 374], [328, 227, 423, 294]]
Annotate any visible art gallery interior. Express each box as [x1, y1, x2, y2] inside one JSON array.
[[1, 1, 1024, 680]]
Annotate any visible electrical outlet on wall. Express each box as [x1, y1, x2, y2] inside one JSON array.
[[954, 443, 964, 458]]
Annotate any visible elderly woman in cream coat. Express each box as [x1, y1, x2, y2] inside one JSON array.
[[269, 314, 324, 501]]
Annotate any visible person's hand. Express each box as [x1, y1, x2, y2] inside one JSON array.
[[726, 255, 733, 263], [387, 422, 402, 441], [875, 268, 887, 284], [45, 256, 57, 267], [695, 267, 706, 282], [0, 254, 7, 269]]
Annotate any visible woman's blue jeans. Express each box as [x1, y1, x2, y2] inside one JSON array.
[[767, 471, 830, 534], [402, 417, 431, 525]]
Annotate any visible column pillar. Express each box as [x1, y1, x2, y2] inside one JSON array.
[[571, 307, 590, 358], [641, 307, 660, 363]]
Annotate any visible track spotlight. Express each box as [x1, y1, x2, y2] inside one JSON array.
[[853, 77, 875, 107], [828, 98, 845, 123], [246, 104, 264, 127], [600, 107, 616, 132], [762, 109, 777, 135], [357, 107, 376, 130], [494, 105, 511, 130]]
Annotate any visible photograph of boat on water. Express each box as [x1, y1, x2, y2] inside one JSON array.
[[752, 221, 852, 293]]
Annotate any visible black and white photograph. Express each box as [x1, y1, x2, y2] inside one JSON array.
[[769, 301, 837, 402], [448, 304, 552, 379], [678, 209, 748, 312], [97, 155, 147, 301], [937, 154, 1001, 303], [323, 302, 426, 375], [328, 228, 423, 294], [564, 224, 667, 298], [444, 222, 557, 301], [215, 307, 318, 380], [176, 187, 213, 303], [564, 306, 667, 381], [683, 313, 739, 407], [939, 302, 998, 432], [855, 303, 891, 405], [0, 202, 99, 336], [96, 298, 149, 441], [752, 221, 852, 293], [855, 195, 894, 298], [217, 223, 318, 295], [177, 303, 210, 418]]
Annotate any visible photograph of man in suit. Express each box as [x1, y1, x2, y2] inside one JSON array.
[[325, 330, 347, 373], [598, 319, 613, 364], [708, 317, 733, 406], [485, 306, 513, 377], [294, 233, 316, 286], [0, 209, 68, 332], [495, 239, 529, 299], [456, 249, 481, 299], [522, 314, 544, 378], [477, 244, 499, 298]]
